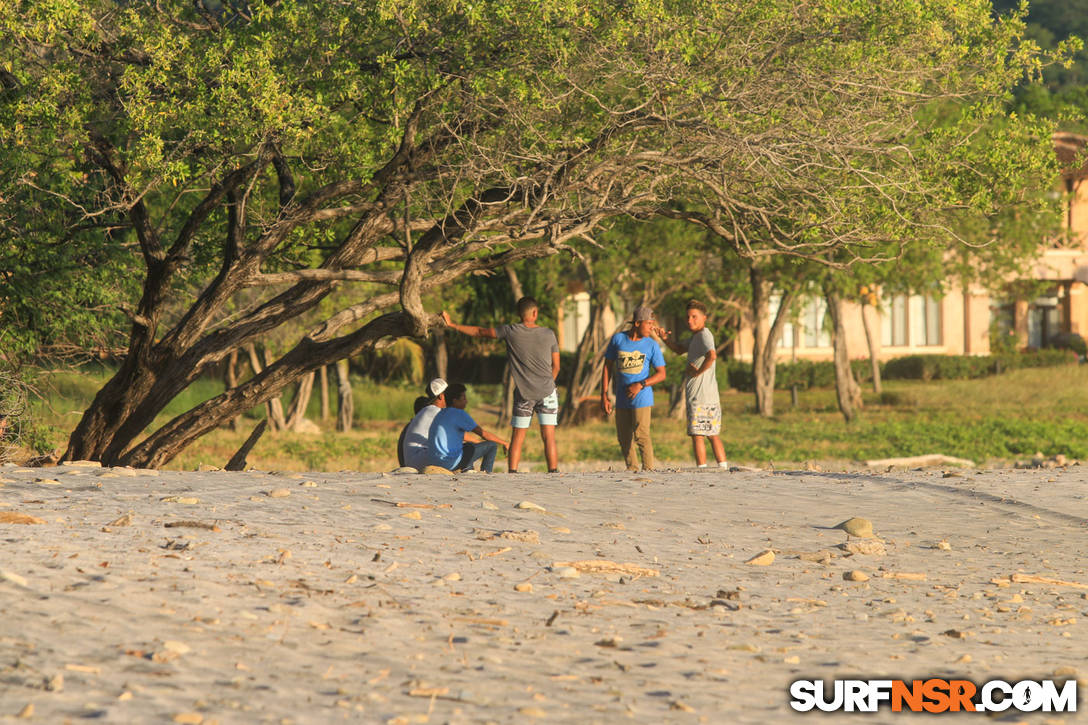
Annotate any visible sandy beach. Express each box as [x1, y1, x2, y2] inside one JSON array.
[[1, 462, 1086, 724]]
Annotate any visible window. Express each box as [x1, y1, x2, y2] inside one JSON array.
[[1027, 293, 1062, 349], [801, 297, 831, 348], [560, 291, 591, 352], [882, 294, 942, 347], [769, 295, 830, 349]]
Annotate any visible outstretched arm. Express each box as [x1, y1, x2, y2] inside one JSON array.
[[442, 310, 497, 338], [472, 425, 509, 450]]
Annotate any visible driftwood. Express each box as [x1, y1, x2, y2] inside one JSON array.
[[164, 520, 221, 531], [370, 498, 452, 509], [880, 571, 927, 581], [552, 559, 660, 577], [864, 454, 974, 468], [225, 419, 267, 471], [1010, 573, 1088, 590]]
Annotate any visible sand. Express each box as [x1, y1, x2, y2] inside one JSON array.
[[1, 462, 1086, 723]]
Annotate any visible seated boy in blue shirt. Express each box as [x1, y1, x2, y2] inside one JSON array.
[[427, 384, 509, 473]]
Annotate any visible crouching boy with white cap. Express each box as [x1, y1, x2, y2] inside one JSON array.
[[399, 378, 449, 471]]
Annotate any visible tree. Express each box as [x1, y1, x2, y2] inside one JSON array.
[[744, 256, 803, 417], [993, 0, 1088, 126], [653, 2, 1069, 272], [1, 0, 1063, 466], [532, 217, 703, 424], [1, 1, 687, 466]]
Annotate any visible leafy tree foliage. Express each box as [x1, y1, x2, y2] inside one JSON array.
[[0, 0, 1063, 465], [993, 0, 1088, 126]]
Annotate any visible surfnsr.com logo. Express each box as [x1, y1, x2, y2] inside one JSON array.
[[789, 679, 1077, 713]]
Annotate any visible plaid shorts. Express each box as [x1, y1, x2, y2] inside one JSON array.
[[686, 401, 722, 436], [512, 388, 559, 429]]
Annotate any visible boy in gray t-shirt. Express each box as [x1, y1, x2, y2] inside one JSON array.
[[660, 299, 728, 469], [442, 296, 560, 473]]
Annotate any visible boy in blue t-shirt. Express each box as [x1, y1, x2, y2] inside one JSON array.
[[601, 306, 667, 471], [427, 384, 509, 473]]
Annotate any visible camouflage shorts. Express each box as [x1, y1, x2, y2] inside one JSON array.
[[512, 388, 559, 429]]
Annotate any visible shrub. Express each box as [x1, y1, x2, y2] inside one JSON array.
[[725, 349, 1077, 391], [877, 390, 919, 407], [1047, 332, 1087, 358]]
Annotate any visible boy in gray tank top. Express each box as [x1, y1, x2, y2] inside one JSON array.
[[659, 299, 729, 469], [442, 296, 560, 473]]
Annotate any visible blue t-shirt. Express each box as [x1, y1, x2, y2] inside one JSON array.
[[604, 332, 665, 409], [427, 407, 478, 469]]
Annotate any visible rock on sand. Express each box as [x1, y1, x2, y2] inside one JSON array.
[[832, 517, 874, 538]]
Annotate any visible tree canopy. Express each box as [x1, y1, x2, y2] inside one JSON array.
[[0, 0, 1064, 465]]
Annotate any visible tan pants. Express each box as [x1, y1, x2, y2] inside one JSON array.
[[615, 406, 654, 471]]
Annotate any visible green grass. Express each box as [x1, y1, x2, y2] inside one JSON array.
[[17, 363, 1088, 470], [709, 365, 1088, 465]]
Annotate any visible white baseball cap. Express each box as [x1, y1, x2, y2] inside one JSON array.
[[427, 378, 448, 398]]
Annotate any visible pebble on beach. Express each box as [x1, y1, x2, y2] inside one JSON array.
[[106, 512, 134, 527], [0, 512, 46, 524], [746, 549, 775, 566]]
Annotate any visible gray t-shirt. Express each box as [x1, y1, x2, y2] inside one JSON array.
[[402, 404, 441, 470], [495, 323, 559, 400], [685, 327, 720, 406]]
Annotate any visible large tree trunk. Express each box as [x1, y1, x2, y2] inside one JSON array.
[[119, 314, 410, 468], [825, 287, 863, 422], [433, 329, 449, 380], [335, 358, 353, 433], [750, 266, 798, 417], [860, 301, 882, 394]]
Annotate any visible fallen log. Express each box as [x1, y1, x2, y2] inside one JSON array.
[[552, 560, 660, 577], [1010, 573, 1088, 590], [864, 454, 974, 468]]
